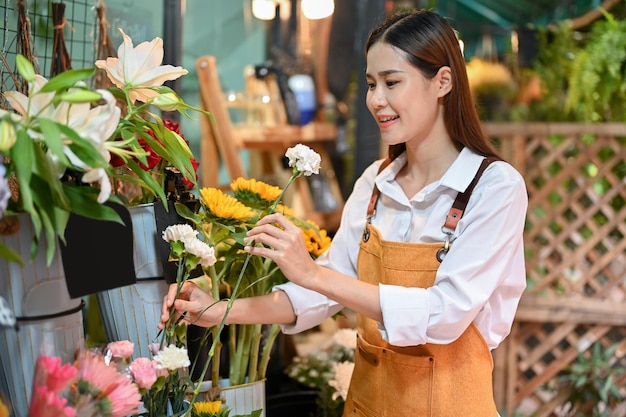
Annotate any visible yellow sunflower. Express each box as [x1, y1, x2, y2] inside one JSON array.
[[199, 187, 256, 222], [193, 400, 224, 416], [301, 220, 332, 257], [274, 203, 295, 217], [231, 177, 283, 208]]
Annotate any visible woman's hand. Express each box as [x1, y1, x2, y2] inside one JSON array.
[[159, 281, 224, 329], [244, 212, 320, 289]]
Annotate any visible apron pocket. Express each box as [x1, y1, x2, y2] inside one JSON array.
[[349, 336, 435, 416], [382, 347, 434, 416], [348, 336, 383, 416]]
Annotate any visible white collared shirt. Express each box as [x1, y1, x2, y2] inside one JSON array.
[[276, 147, 528, 349]]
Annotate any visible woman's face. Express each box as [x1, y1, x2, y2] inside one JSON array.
[[365, 42, 447, 147]]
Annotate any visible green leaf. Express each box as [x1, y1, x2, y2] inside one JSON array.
[[173, 202, 201, 224], [31, 145, 71, 211], [125, 158, 167, 204], [62, 185, 124, 224], [0, 242, 24, 266], [59, 89, 103, 103], [39, 68, 95, 93], [37, 117, 69, 167], [11, 130, 35, 214], [16, 54, 35, 82]]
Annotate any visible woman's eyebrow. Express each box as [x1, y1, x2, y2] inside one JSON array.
[[365, 69, 404, 78]]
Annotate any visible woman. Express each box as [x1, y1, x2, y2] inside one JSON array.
[[161, 9, 527, 416]]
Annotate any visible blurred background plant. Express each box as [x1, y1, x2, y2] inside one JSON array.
[[551, 342, 626, 417], [286, 328, 356, 417]]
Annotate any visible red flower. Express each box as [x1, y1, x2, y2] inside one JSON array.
[[163, 120, 183, 138], [181, 157, 200, 190], [136, 137, 163, 170]]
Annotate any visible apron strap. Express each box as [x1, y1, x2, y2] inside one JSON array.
[[443, 156, 498, 232], [366, 158, 392, 219]]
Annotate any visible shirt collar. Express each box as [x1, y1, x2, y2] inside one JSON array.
[[376, 147, 485, 193], [375, 148, 484, 202], [439, 147, 485, 193]]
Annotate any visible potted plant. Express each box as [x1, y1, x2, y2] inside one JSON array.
[[0, 28, 203, 267]]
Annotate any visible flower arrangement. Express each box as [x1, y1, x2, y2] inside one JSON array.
[[0, 28, 204, 266], [24, 338, 196, 417], [22, 220, 217, 417], [159, 144, 331, 414], [286, 328, 356, 417]]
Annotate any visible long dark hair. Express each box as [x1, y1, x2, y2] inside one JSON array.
[[366, 9, 500, 161]]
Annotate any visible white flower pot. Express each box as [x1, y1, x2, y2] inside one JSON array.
[[0, 213, 85, 417], [195, 378, 267, 417]]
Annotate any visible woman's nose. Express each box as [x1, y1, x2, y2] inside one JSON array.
[[369, 88, 386, 108]]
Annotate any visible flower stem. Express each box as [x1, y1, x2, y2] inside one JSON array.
[[268, 172, 300, 214], [258, 323, 281, 380]]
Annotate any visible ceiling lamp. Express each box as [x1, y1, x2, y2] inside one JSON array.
[[301, 0, 334, 20], [252, 0, 276, 20]]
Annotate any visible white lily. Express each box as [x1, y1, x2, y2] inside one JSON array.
[[3, 75, 54, 120], [5, 74, 120, 203], [95, 28, 188, 103]]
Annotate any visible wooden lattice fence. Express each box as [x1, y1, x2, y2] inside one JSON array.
[[485, 123, 626, 417]]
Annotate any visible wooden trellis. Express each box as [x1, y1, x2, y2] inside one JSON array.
[[485, 123, 626, 417]]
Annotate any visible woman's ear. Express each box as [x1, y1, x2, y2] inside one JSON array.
[[435, 66, 453, 97]]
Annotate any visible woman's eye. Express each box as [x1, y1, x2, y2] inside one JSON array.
[[386, 80, 398, 87], [367, 82, 376, 90]]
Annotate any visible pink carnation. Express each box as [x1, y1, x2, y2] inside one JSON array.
[[129, 357, 157, 390], [28, 385, 76, 417], [107, 340, 135, 359], [32, 355, 77, 395]]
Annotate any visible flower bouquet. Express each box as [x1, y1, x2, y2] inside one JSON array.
[[162, 144, 332, 415]]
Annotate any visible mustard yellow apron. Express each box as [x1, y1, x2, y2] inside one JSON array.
[[343, 157, 498, 417]]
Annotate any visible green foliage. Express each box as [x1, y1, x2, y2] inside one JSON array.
[[565, 10, 626, 122], [555, 342, 626, 416], [520, 8, 626, 122]]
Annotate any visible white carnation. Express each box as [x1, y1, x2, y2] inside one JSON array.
[[162, 224, 197, 242], [285, 144, 321, 176], [328, 361, 355, 401], [182, 237, 216, 267], [153, 344, 190, 370]]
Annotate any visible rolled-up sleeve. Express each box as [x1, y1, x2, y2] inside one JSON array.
[[273, 282, 343, 334]]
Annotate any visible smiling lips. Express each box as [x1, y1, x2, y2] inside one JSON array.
[[378, 115, 399, 128]]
